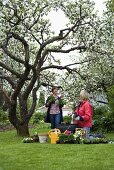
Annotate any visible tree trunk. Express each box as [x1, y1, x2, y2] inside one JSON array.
[[16, 123, 29, 137], [0, 90, 3, 107], [8, 92, 36, 137]]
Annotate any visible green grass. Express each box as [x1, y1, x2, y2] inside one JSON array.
[[0, 130, 114, 170]]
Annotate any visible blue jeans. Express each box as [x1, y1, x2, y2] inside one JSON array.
[[83, 127, 90, 139], [50, 113, 61, 129]]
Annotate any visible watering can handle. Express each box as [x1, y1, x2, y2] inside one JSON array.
[[48, 128, 61, 137]]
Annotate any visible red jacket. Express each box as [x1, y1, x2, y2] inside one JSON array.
[[74, 99, 93, 128]]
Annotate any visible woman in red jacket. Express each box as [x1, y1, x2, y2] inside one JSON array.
[[73, 90, 93, 139]]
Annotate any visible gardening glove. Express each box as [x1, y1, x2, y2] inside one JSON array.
[[72, 113, 77, 120], [75, 116, 83, 121]]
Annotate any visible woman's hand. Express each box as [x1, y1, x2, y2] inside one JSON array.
[[75, 115, 83, 121]]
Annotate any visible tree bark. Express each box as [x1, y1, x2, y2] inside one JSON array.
[[16, 123, 29, 137], [8, 97, 30, 137], [0, 90, 4, 107]]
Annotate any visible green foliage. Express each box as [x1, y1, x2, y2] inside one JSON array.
[[33, 121, 51, 132], [58, 133, 69, 142], [107, 85, 114, 116], [57, 133, 75, 144], [47, 95, 56, 104], [92, 106, 106, 132], [93, 106, 109, 116], [47, 95, 66, 106], [32, 112, 46, 124], [92, 105, 114, 132], [63, 115, 72, 124], [0, 107, 8, 123], [59, 98, 66, 106], [102, 117, 114, 132], [108, 0, 114, 12], [37, 92, 45, 107]]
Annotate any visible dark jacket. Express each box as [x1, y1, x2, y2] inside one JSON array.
[[45, 95, 64, 123]]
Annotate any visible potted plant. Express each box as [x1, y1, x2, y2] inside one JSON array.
[[57, 133, 68, 144], [63, 115, 72, 124], [57, 133, 75, 144]]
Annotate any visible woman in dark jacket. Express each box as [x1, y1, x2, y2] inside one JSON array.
[[45, 87, 65, 129]]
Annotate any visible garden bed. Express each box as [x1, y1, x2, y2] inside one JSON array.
[[0, 124, 34, 132], [0, 124, 14, 132]]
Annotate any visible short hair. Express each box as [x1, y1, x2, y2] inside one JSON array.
[[51, 86, 58, 92], [80, 89, 89, 99]]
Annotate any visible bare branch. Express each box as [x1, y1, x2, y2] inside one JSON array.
[[40, 82, 62, 89], [22, 67, 37, 99], [60, 15, 87, 38], [0, 76, 16, 89], [11, 67, 30, 100], [40, 64, 86, 79], [46, 45, 86, 53], [41, 64, 71, 72], [28, 15, 40, 30], [30, 32, 42, 45], [97, 100, 108, 104]]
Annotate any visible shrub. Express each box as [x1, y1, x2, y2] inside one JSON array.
[[32, 112, 46, 124], [102, 117, 114, 132], [107, 85, 114, 117], [63, 113, 72, 124], [92, 106, 111, 132], [0, 107, 8, 123]]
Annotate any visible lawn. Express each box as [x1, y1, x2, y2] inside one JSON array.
[[0, 129, 114, 170]]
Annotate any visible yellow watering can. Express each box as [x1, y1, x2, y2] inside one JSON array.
[[48, 129, 61, 144]]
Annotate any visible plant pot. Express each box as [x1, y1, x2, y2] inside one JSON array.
[[38, 133, 48, 143]]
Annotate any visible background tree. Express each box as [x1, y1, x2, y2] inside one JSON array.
[[59, 0, 114, 105], [0, 68, 4, 107], [109, 0, 114, 11], [107, 85, 114, 117], [0, 0, 102, 136], [37, 91, 45, 108]]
